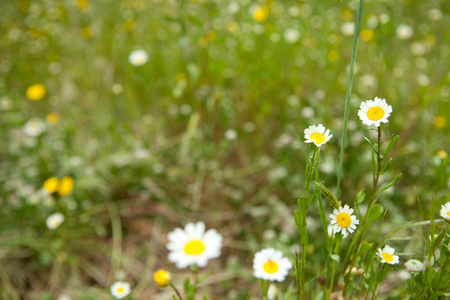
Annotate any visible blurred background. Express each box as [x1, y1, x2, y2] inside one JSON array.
[[0, 0, 449, 299]]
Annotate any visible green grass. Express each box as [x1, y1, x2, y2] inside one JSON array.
[[0, 0, 449, 299]]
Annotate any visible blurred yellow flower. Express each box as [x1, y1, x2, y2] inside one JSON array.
[[434, 116, 445, 129], [153, 270, 171, 287], [43, 177, 59, 193], [77, 0, 89, 10], [327, 50, 339, 62], [437, 150, 447, 159], [361, 29, 374, 42], [58, 176, 74, 196], [124, 19, 134, 31], [26, 84, 46, 101], [252, 6, 269, 22], [226, 21, 239, 33], [46, 113, 59, 125], [341, 9, 353, 21]]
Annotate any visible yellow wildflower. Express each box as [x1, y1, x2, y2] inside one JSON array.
[[46, 113, 60, 125], [43, 177, 59, 193], [58, 176, 74, 196], [252, 6, 269, 23], [26, 84, 46, 101], [153, 270, 171, 287]]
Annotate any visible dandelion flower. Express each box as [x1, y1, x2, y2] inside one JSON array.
[[110, 281, 131, 299], [251, 5, 269, 22], [24, 118, 45, 136], [377, 245, 400, 265], [405, 259, 423, 273], [46, 213, 65, 230], [43, 177, 59, 193], [57, 176, 74, 196], [253, 248, 292, 282], [166, 222, 222, 269], [329, 205, 359, 235], [304, 124, 333, 147], [440, 202, 450, 221], [153, 269, 171, 287], [128, 49, 148, 66], [26, 83, 46, 100], [358, 97, 393, 127], [46, 113, 59, 124]]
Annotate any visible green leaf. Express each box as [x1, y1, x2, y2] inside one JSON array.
[[362, 135, 378, 153], [375, 173, 402, 199], [381, 157, 393, 174], [366, 204, 384, 226], [356, 241, 373, 256], [382, 135, 399, 156], [294, 210, 308, 244], [376, 265, 392, 283], [356, 189, 366, 205]]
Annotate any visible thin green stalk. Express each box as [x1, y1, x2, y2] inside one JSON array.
[[170, 282, 183, 300], [336, 0, 365, 198], [328, 235, 342, 298]]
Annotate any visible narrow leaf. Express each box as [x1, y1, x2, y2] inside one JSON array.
[[382, 135, 399, 156], [362, 135, 378, 153], [375, 173, 402, 199]]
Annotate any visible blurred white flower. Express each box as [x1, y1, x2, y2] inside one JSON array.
[[396, 25, 413, 40], [379, 14, 390, 24], [24, 118, 45, 137], [283, 28, 300, 44], [46, 213, 65, 230], [360, 74, 378, 88], [301, 107, 315, 118], [128, 49, 148, 66], [224, 129, 237, 141], [416, 74, 430, 87], [0, 96, 12, 110], [227, 2, 239, 14], [267, 283, 278, 300], [111, 83, 123, 94], [405, 259, 424, 273], [341, 22, 355, 36], [410, 42, 427, 56], [428, 9, 443, 21], [367, 16, 378, 29], [243, 121, 255, 132], [440, 202, 450, 221]]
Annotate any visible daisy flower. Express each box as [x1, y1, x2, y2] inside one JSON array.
[[253, 248, 293, 282], [46, 213, 65, 230], [358, 97, 393, 127], [128, 49, 148, 66], [166, 222, 222, 269], [377, 245, 400, 265], [304, 124, 333, 147], [110, 281, 131, 299], [267, 283, 278, 300], [329, 205, 359, 235], [440, 202, 450, 221], [24, 118, 45, 136]]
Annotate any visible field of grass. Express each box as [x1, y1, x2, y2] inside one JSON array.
[[0, 0, 449, 299]]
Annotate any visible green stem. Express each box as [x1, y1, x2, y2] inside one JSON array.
[[169, 282, 183, 300], [328, 235, 342, 297], [336, 0, 365, 198]]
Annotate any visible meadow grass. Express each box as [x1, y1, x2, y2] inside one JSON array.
[[0, 0, 449, 299]]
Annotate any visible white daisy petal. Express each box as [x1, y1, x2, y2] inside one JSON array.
[[253, 248, 292, 282]]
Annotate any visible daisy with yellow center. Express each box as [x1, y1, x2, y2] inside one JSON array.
[[24, 118, 45, 137], [304, 124, 333, 147], [46, 213, 65, 230], [439, 202, 450, 222], [358, 97, 393, 127], [377, 245, 400, 265], [253, 248, 292, 282], [166, 222, 222, 268], [110, 281, 131, 299], [128, 49, 148, 66], [26, 83, 46, 101], [329, 205, 359, 235]]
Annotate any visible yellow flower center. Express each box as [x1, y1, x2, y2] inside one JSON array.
[[381, 252, 393, 262], [184, 240, 205, 255], [310, 133, 325, 145], [336, 212, 351, 228], [117, 287, 124, 293], [367, 106, 385, 121], [447, 212, 450, 216], [263, 260, 278, 274]]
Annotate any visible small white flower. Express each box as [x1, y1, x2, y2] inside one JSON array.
[[329, 205, 359, 235], [341, 22, 355, 36], [253, 248, 292, 282], [304, 124, 333, 147], [24, 118, 45, 137], [283, 28, 300, 44], [396, 24, 413, 40], [377, 245, 400, 265], [405, 259, 423, 273], [358, 97, 393, 127], [128, 49, 148, 66], [110, 281, 131, 299], [166, 222, 223, 269], [46, 213, 65, 230], [440, 202, 450, 221], [224, 129, 237, 141], [267, 283, 278, 300]]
